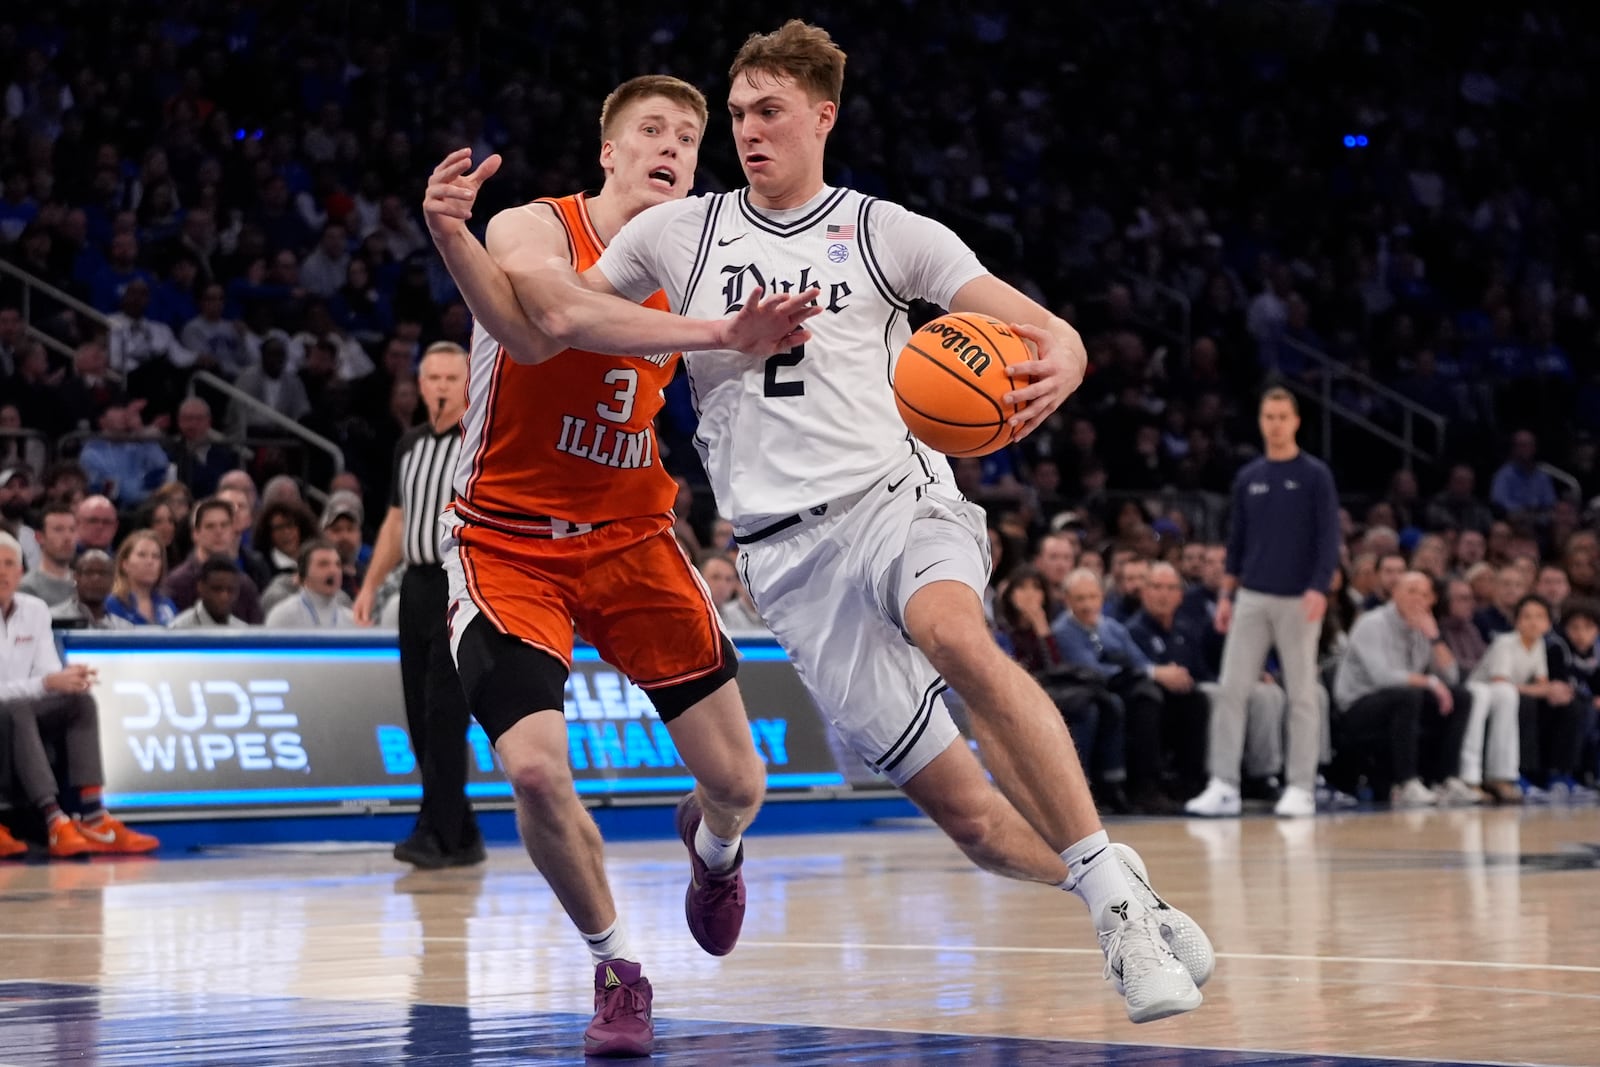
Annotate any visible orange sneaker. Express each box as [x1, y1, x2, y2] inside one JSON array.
[[76, 815, 160, 855], [48, 818, 93, 858], [0, 822, 27, 859]]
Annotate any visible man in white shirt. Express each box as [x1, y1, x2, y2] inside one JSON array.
[[18, 502, 76, 607], [1465, 593, 1566, 803], [0, 532, 156, 857], [264, 541, 356, 628], [49, 550, 133, 630], [170, 556, 250, 628], [0, 467, 40, 571]]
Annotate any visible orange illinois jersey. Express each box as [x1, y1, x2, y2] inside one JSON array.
[[454, 193, 680, 527]]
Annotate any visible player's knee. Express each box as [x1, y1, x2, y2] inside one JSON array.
[[498, 743, 572, 807], [702, 763, 766, 814], [909, 611, 994, 681], [935, 797, 1000, 854]]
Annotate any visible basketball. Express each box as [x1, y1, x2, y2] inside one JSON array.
[[892, 312, 1032, 457]]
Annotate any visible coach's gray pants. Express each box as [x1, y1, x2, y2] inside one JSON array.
[[0, 693, 102, 808], [1210, 589, 1323, 791], [1198, 681, 1285, 780]]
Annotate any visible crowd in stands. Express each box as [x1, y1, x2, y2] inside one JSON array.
[[3, 2, 1600, 813]]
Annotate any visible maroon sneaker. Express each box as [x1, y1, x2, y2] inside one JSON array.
[[583, 960, 653, 1058], [674, 793, 746, 956]]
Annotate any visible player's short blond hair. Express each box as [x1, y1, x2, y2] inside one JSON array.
[[730, 20, 846, 106], [599, 75, 709, 143]]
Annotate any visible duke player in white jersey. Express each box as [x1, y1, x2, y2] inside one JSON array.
[[428, 21, 1214, 1024]]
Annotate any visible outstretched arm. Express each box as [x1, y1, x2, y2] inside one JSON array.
[[424, 149, 817, 364]]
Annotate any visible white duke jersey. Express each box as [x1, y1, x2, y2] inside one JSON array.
[[595, 185, 989, 528]]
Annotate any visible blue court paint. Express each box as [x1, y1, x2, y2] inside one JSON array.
[[0, 981, 1513, 1067]]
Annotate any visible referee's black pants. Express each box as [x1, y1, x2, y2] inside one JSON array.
[[399, 565, 478, 850]]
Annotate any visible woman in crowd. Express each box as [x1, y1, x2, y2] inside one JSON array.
[[104, 529, 177, 626]]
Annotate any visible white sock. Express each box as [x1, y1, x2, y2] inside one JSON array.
[[1057, 831, 1144, 919], [581, 921, 638, 965], [694, 820, 741, 872]]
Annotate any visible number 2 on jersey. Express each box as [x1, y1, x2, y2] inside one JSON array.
[[596, 368, 638, 423], [763, 345, 806, 398]]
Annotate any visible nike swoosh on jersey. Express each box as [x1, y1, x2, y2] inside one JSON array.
[[886, 474, 911, 493], [717, 234, 746, 246], [913, 559, 950, 579]]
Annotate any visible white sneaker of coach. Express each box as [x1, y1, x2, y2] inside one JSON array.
[[1273, 784, 1317, 818], [1095, 899, 1204, 1024], [1184, 778, 1242, 818]]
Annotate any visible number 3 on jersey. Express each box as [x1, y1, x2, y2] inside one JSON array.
[[764, 344, 806, 398], [596, 368, 638, 423]]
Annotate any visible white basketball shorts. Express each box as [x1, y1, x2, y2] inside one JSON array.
[[736, 455, 990, 786]]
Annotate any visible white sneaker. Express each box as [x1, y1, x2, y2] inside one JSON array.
[[1273, 785, 1317, 818], [1095, 899, 1204, 1023], [1184, 778, 1242, 818], [1110, 843, 1215, 987], [1438, 777, 1484, 806], [1390, 779, 1438, 807]]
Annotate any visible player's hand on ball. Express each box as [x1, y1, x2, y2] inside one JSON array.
[[424, 148, 501, 241], [721, 285, 822, 357], [1001, 322, 1087, 438]]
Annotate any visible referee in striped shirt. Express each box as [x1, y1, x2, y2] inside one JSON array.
[[355, 341, 483, 868]]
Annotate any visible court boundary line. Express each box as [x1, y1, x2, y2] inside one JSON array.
[[735, 938, 1600, 976]]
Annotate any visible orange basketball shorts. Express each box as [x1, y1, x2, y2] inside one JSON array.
[[442, 511, 727, 689]]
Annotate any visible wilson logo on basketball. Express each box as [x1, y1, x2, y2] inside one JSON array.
[[919, 322, 995, 376]]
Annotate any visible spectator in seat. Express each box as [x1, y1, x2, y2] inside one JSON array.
[[1534, 564, 1571, 616], [319, 490, 367, 600], [1426, 464, 1495, 535], [103, 529, 176, 626], [1439, 577, 1488, 676], [264, 540, 356, 628], [994, 566, 1128, 812], [166, 497, 264, 624], [1105, 554, 1148, 624], [18, 502, 77, 608], [169, 556, 248, 629], [696, 554, 764, 634], [1489, 431, 1557, 519], [0, 468, 40, 571], [1474, 565, 1528, 642], [1031, 531, 1076, 616], [0, 531, 157, 857], [228, 336, 311, 436], [253, 500, 318, 584], [1124, 563, 1218, 798], [1333, 572, 1470, 806], [167, 396, 241, 499], [1363, 552, 1407, 610], [1054, 568, 1183, 814], [1465, 594, 1561, 804], [72, 495, 118, 553], [48, 550, 132, 630], [78, 404, 171, 510], [1551, 601, 1600, 794]]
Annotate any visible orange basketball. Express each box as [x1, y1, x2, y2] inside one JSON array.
[[893, 312, 1030, 457]]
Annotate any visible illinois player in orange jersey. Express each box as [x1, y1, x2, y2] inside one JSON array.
[[422, 75, 818, 1059]]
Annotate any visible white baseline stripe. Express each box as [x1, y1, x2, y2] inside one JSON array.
[[736, 939, 1600, 976]]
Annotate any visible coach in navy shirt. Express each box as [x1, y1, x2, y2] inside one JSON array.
[[1185, 387, 1339, 819]]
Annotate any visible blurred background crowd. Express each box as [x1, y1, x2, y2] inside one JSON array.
[[2, 1, 1598, 807]]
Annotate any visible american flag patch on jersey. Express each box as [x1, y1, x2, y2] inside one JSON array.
[[825, 223, 855, 240]]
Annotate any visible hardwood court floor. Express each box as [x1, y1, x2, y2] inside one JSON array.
[[1, 806, 1597, 1065]]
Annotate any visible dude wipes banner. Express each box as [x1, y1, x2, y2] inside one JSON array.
[[60, 633, 848, 814]]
